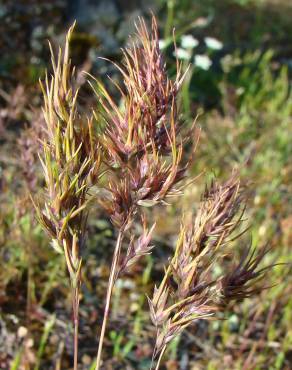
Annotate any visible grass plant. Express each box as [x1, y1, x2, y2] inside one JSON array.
[[31, 14, 278, 370]]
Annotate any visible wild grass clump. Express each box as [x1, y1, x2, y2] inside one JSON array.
[[33, 15, 275, 370]]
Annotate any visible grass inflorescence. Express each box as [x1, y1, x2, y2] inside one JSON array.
[[29, 14, 278, 370]]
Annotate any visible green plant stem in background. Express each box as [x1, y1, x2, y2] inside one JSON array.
[[95, 231, 124, 370], [34, 315, 56, 370], [11, 349, 23, 370], [164, 0, 175, 39]]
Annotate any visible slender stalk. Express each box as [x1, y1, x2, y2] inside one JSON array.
[[149, 331, 159, 370], [72, 284, 80, 370], [154, 345, 166, 370], [164, 0, 174, 39], [95, 231, 123, 370]]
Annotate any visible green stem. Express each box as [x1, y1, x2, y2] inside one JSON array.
[[164, 0, 175, 39]]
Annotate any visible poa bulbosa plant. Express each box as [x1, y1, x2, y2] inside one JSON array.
[[34, 16, 274, 369], [34, 24, 101, 370], [91, 17, 195, 368]]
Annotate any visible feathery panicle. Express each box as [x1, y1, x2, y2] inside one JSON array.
[[148, 176, 274, 362], [148, 223, 217, 357], [35, 23, 102, 370], [95, 16, 185, 163], [36, 23, 101, 283], [91, 16, 194, 232]]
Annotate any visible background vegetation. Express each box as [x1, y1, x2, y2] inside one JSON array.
[[0, 0, 291, 369]]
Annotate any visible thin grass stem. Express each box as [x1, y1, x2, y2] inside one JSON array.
[[72, 284, 80, 370], [95, 231, 123, 370], [155, 345, 166, 370]]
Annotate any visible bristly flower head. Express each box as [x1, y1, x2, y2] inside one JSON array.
[[34, 23, 101, 286], [148, 175, 274, 358], [95, 16, 187, 162], [91, 16, 196, 231]]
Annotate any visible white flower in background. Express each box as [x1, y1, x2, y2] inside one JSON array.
[[173, 47, 191, 61], [205, 37, 223, 50], [194, 54, 212, 70], [181, 34, 199, 49], [159, 39, 167, 50]]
